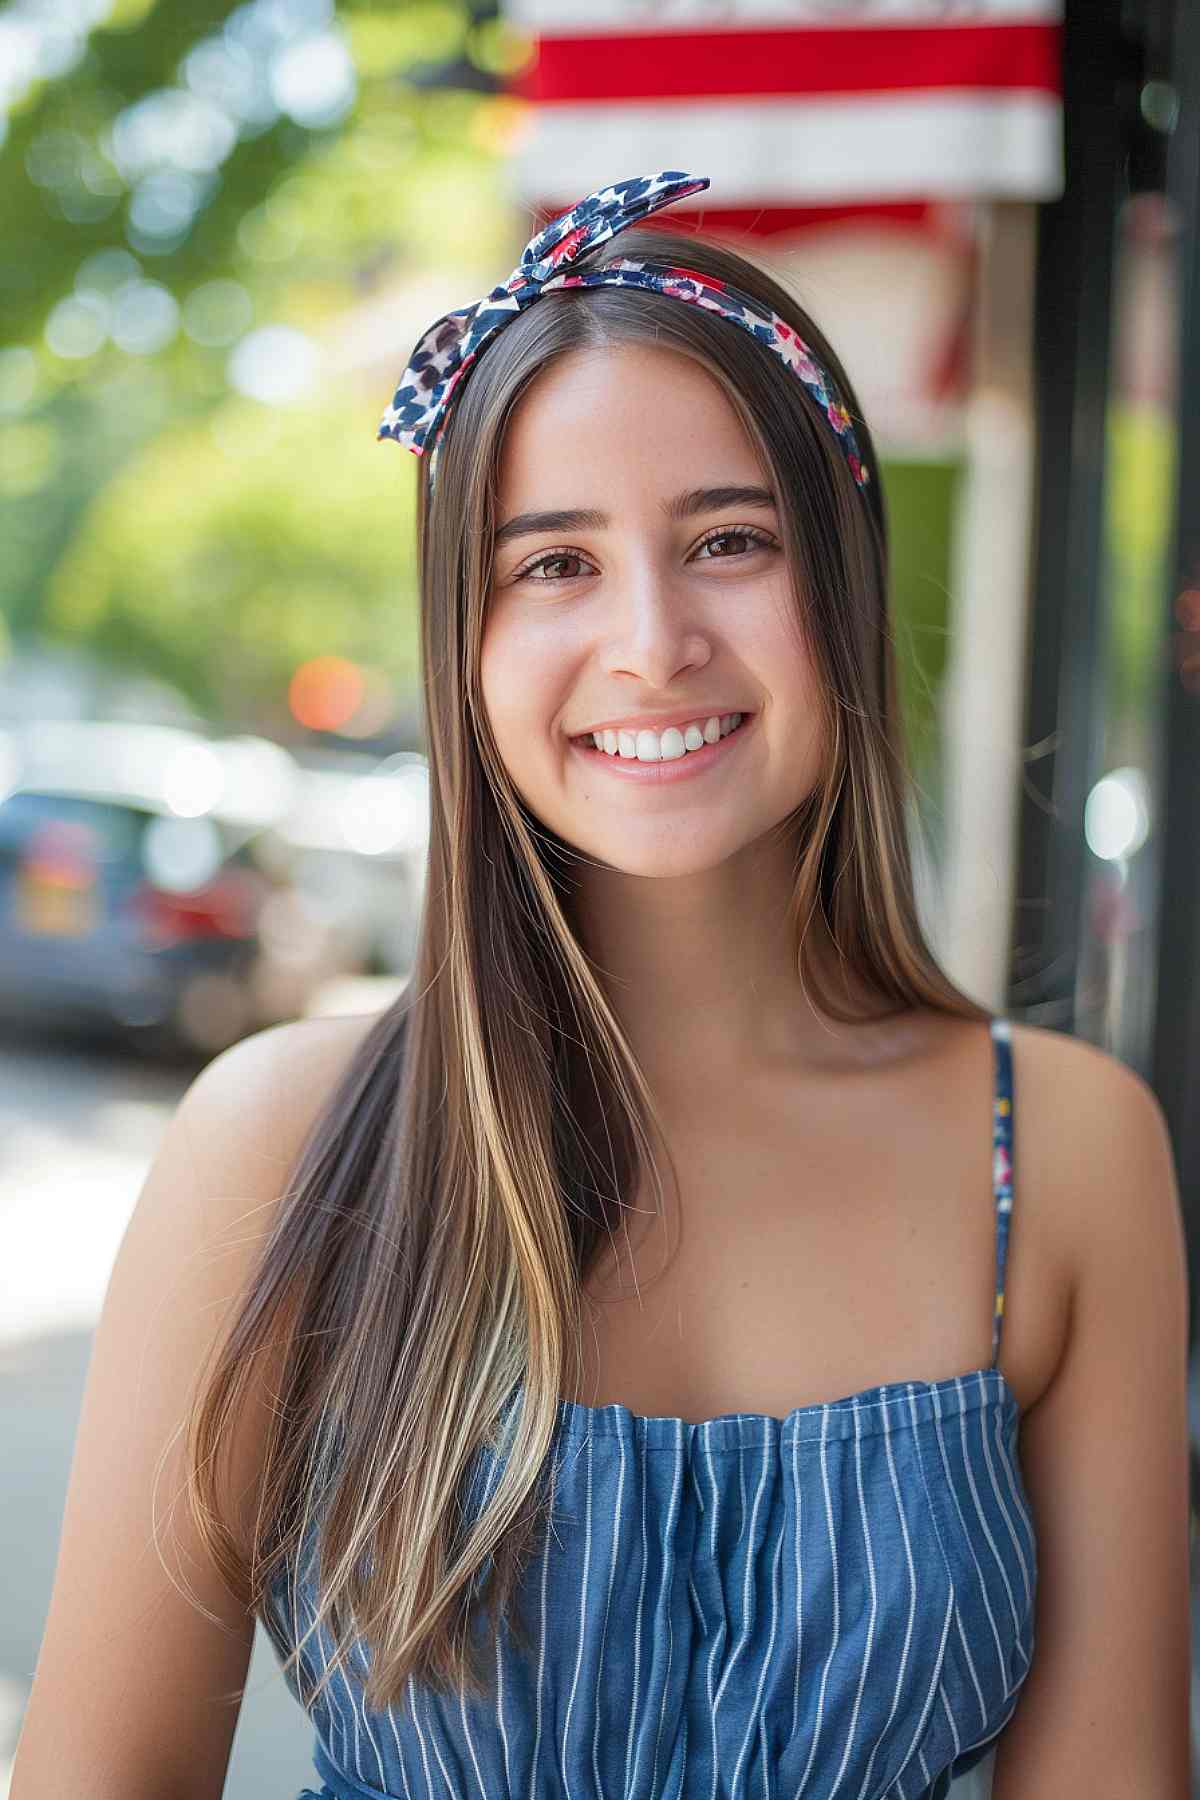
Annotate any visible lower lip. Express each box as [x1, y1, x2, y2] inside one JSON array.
[[569, 714, 756, 783]]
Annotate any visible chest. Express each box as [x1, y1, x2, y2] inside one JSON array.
[[568, 1068, 1001, 1424]]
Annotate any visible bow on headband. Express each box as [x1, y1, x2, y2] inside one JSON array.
[[377, 170, 869, 494]]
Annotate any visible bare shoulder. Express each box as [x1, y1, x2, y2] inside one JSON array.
[[1006, 1016, 1176, 1204], [1005, 1018, 1184, 1377], [188, 1006, 384, 1149]]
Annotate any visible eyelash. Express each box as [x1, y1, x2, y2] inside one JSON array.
[[510, 525, 779, 585]]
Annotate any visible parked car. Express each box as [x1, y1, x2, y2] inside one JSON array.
[[0, 721, 369, 1059]]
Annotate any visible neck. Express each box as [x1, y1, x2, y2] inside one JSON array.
[[567, 836, 901, 1093]]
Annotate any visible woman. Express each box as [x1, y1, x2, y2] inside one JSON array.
[[12, 173, 1191, 1800]]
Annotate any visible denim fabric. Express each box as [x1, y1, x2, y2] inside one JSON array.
[[273, 1017, 1034, 1799]]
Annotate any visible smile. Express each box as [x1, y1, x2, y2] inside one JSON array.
[[569, 711, 756, 783]]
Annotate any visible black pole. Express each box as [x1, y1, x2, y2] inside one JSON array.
[[1006, 0, 1129, 1032], [1150, 0, 1200, 1334]]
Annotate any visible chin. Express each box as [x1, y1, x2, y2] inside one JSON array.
[[563, 833, 759, 883]]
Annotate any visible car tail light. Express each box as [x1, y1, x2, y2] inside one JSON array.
[[127, 868, 264, 945]]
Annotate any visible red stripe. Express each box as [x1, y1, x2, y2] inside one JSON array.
[[511, 22, 1061, 104], [526, 201, 941, 237]]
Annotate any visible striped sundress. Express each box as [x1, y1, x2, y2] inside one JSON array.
[[271, 1013, 1035, 1799]]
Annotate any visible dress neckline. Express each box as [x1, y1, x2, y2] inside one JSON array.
[[503, 1365, 1020, 1451]]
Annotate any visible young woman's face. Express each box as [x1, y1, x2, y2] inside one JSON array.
[[480, 342, 826, 880]]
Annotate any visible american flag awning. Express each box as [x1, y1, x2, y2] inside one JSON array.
[[502, 1, 1063, 208]]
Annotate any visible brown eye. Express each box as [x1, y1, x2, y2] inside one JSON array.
[[515, 549, 591, 583], [695, 527, 777, 561], [536, 554, 584, 580]]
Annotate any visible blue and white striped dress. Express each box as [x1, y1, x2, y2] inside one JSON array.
[[272, 1015, 1035, 1799]]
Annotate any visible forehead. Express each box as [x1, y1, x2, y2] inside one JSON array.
[[493, 342, 764, 504]]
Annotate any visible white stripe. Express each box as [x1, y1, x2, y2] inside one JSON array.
[[703, 1422, 728, 1797], [509, 92, 1063, 204], [468, 1449, 507, 1797], [507, 0, 1063, 30], [350, 1636, 388, 1792], [953, 1379, 1021, 1636], [331, 1626, 360, 1777], [495, 1624, 512, 1792], [471, 1454, 510, 1792], [527, 1453, 555, 1800], [560, 1429, 594, 1799], [929, 1387, 1006, 1688], [328, 1625, 357, 1776], [405, 1673, 436, 1800], [591, 1430, 627, 1794], [735, 1490, 785, 1800], [939, 1682, 962, 1758], [455, 1458, 500, 1798], [791, 1430, 804, 1740], [952, 1597, 990, 1731], [424, 1688, 459, 1797], [927, 1404, 989, 1733], [986, 1386, 1035, 1616], [312, 1614, 349, 1773], [852, 1405, 920, 1800], [384, 1700, 416, 1800], [718, 1420, 775, 1798], [827, 1399, 877, 1799], [897, 1390, 958, 1776], [794, 1406, 839, 1797], [624, 1428, 650, 1793], [650, 1420, 686, 1795]]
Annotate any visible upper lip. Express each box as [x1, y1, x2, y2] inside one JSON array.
[[570, 708, 752, 739]]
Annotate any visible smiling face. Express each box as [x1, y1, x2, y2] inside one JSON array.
[[480, 342, 828, 882]]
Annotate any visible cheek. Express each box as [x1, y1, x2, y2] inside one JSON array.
[[483, 596, 578, 693], [479, 613, 563, 773]]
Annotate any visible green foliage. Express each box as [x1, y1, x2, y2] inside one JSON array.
[[44, 388, 420, 716], [1105, 403, 1175, 725], [882, 458, 963, 783], [0, 0, 531, 719]]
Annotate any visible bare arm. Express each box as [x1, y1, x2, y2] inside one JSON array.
[[992, 1033, 1192, 1798], [9, 1012, 377, 1800]]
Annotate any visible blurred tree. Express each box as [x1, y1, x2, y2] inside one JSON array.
[[1106, 403, 1174, 734], [1, 0, 521, 347], [0, 0, 530, 727], [43, 390, 421, 720]]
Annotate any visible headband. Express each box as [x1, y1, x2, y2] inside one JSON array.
[[377, 170, 870, 495]]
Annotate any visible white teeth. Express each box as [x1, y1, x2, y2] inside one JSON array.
[[587, 713, 745, 759]]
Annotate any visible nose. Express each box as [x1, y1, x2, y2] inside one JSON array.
[[602, 554, 713, 689]]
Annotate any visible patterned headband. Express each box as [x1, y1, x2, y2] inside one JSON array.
[[377, 170, 870, 495]]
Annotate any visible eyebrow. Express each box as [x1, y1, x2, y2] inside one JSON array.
[[492, 485, 778, 550]]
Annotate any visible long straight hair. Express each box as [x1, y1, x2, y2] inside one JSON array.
[[180, 222, 990, 1717]]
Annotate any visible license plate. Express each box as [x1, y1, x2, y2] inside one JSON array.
[[14, 871, 97, 936]]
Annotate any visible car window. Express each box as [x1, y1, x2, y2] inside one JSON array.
[[0, 792, 150, 862]]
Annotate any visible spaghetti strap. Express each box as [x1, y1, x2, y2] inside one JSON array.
[[989, 1015, 1015, 1369]]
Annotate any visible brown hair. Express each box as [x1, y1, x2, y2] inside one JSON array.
[[179, 222, 989, 1719]]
